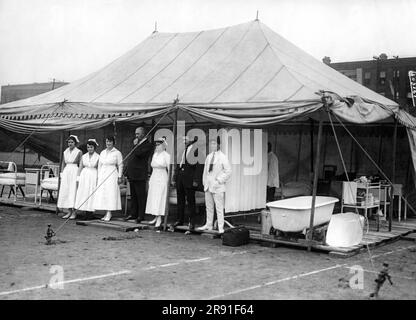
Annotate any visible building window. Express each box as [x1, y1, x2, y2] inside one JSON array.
[[379, 71, 386, 85], [364, 72, 371, 85], [340, 69, 357, 81]]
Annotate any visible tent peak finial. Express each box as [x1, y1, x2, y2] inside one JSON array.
[[255, 10, 259, 21], [152, 21, 158, 34]]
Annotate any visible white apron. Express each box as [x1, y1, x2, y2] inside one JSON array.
[[145, 151, 170, 216], [57, 147, 81, 209], [74, 152, 99, 212], [94, 148, 123, 211]]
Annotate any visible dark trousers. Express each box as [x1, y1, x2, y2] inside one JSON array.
[[129, 180, 147, 220], [267, 187, 276, 202], [176, 173, 196, 225]]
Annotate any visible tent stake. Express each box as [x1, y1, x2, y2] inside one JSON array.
[[388, 119, 398, 231], [307, 118, 323, 251]]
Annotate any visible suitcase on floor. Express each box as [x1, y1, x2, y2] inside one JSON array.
[[222, 227, 250, 247]]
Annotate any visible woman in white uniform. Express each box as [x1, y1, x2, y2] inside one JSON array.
[[73, 139, 100, 219], [94, 136, 123, 222], [58, 135, 82, 219], [145, 137, 170, 231]]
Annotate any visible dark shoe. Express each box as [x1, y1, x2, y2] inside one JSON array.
[[173, 221, 183, 228], [188, 223, 195, 231]]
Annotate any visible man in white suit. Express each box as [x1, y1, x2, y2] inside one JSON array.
[[197, 138, 232, 234]]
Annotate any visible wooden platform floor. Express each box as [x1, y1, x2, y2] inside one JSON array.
[[248, 217, 416, 257], [75, 219, 153, 232], [174, 225, 222, 238], [0, 197, 57, 212], [2, 198, 415, 256]]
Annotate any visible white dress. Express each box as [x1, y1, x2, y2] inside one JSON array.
[[145, 151, 171, 216], [57, 147, 82, 209], [94, 148, 123, 211], [74, 152, 99, 212]]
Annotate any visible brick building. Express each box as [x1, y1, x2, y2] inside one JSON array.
[[326, 55, 416, 110], [1, 81, 67, 104]]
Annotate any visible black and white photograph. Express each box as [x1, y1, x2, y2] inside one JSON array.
[[0, 0, 415, 307]]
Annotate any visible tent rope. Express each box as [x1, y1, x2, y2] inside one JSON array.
[[326, 108, 376, 269], [331, 111, 416, 214]]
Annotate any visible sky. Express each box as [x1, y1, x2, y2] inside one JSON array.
[[0, 0, 415, 86]]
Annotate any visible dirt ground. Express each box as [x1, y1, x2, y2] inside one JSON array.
[[0, 204, 415, 300]]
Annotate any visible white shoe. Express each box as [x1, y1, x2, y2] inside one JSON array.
[[69, 212, 77, 220], [62, 212, 71, 219], [103, 212, 112, 222], [218, 229, 224, 234], [196, 225, 212, 231], [143, 217, 157, 225], [155, 216, 162, 227]]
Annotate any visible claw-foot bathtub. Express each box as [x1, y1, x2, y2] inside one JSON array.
[[266, 196, 339, 232]]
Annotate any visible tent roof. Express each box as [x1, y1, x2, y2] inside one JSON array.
[[0, 20, 407, 131]]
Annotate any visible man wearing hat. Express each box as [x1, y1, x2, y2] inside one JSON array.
[[173, 135, 201, 229], [124, 127, 153, 223]]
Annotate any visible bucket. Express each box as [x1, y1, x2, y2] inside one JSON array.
[[326, 213, 364, 247]]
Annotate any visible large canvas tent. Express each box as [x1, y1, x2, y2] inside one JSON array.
[[1, 19, 416, 214]]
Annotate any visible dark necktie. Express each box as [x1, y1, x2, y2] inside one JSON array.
[[208, 152, 215, 172], [180, 145, 188, 168]]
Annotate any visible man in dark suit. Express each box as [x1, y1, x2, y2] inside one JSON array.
[[124, 127, 153, 223], [174, 136, 202, 230]]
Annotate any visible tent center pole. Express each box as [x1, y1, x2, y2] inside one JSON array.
[[295, 125, 303, 181], [310, 119, 314, 180], [307, 118, 323, 251], [22, 144, 26, 170], [163, 107, 178, 231], [388, 119, 398, 231], [56, 131, 64, 214]]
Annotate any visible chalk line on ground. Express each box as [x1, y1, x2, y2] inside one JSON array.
[[205, 264, 347, 300], [0, 270, 131, 296]]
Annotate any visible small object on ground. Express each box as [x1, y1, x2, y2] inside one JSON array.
[[338, 277, 350, 289], [102, 234, 142, 241], [134, 228, 139, 232], [44, 224, 56, 245], [369, 263, 393, 298]]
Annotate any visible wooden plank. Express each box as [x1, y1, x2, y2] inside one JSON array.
[[174, 225, 221, 238], [364, 232, 398, 239], [76, 220, 149, 232], [250, 233, 361, 254], [76, 221, 130, 232], [401, 233, 416, 241]]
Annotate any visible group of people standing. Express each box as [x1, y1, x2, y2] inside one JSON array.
[[57, 126, 232, 234], [57, 135, 123, 222]]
